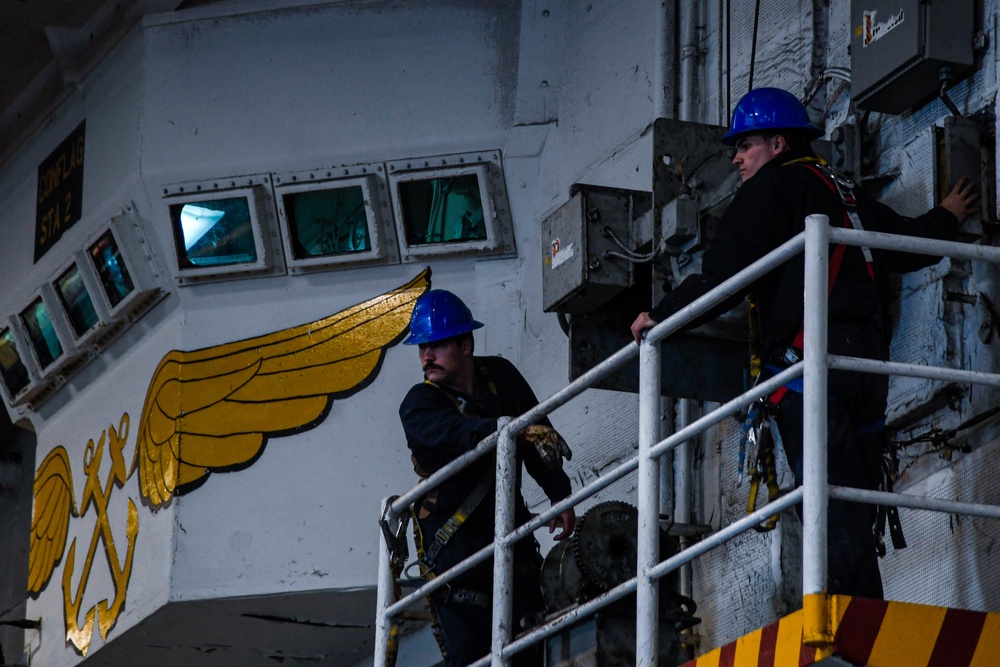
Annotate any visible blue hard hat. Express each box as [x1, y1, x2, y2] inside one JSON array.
[[403, 289, 484, 345], [721, 87, 823, 145]]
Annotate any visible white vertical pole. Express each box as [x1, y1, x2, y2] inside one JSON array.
[[492, 417, 515, 667], [802, 214, 831, 640], [675, 398, 693, 598], [637, 338, 662, 665], [374, 501, 396, 667]]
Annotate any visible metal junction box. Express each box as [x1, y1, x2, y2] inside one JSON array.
[[851, 0, 974, 114], [542, 185, 651, 314]]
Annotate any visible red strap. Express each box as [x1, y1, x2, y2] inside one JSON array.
[[769, 164, 871, 407]]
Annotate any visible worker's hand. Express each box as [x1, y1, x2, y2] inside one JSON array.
[[940, 176, 981, 224], [549, 507, 576, 541], [631, 311, 658, 345], [520, 425, 572, 469]]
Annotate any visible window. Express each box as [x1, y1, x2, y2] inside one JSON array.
[[274, 164, 396, 273], [163, 175, 283, 284], [0, 327, 30, 398], [89, 230, 136, 309], [19, 297, 62, 370], [54, 263, 99, 337], [388, 151, 515, 261]]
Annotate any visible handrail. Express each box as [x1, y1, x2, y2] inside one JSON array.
[[375, 218, 1000, 667]]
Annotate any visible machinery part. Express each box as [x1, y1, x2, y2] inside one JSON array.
[[573, 501, 640, 591], [540, 539, 593, 613], [573, 501, 683, 594]]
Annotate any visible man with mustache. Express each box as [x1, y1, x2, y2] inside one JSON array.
[[631, 87, 979, 599], [399, 289, 575, 667]]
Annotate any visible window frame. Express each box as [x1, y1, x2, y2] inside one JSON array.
[[83, 207, 165, 326], [0, 319, 49, 407], [12, 287, 84, 384], [273, 163, 397, 273], [386, 151, 516, 262], [162, 174, 284, 285]]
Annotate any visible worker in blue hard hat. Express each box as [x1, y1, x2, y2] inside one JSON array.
[[399, 289, 575, 667], [631, 87, 979, 600]]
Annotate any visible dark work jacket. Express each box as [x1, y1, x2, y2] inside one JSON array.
[[649, 148, 959, 365], [399, 356, 572, 577]]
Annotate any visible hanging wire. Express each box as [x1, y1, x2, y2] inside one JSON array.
[[747, 0, 762, 92]]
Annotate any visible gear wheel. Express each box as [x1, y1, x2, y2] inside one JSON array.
[[572, 501, 640, 591], [540, 540, 592, 612]]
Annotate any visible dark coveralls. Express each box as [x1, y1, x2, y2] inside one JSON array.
[[399, 355, 572, 666], [648, 146, 958, 599]]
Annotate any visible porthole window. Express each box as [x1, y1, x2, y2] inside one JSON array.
[[274, 164, 396, 273], [54, 263, 99, 337], [387, 151, 515, 262], [19, 297, 62, 370], [163, 175, 283, 284], [0, 327, 30, 398]]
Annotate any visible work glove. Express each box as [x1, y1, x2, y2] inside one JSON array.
[[519, 424, 573, 470]]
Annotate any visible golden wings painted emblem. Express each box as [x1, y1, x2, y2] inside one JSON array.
[[135, 269, 429, 508], [27, 270, 429, 654]]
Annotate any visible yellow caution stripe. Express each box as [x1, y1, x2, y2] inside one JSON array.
[[681, 595, 1000, 667]]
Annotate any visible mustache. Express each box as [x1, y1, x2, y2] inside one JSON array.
[[423, 363, 444, 373]]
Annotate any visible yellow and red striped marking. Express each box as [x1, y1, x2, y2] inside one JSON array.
[[681, 595, 1000, 667]]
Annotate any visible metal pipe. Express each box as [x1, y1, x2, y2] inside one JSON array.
[[637, 339, 662, 665], [675, 398, 694, 597], [492, 418, 516, 667], [829, 485, 1000, 519], [373, 505, 396, 665], [654, 0, 675, 119], [828, 354, 1000, 388], [828, 227, 1000, 264], [679, 0, 699, 121], [802, 214, 831, 644], [648, 488, 804, 580]]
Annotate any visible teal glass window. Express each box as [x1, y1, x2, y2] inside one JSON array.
[[398, 174, 486, 245], [55, 264, 99, 336], [283, 186, 371, 258], [89, 231, 135, 308], [0, 328, 29, 396], [20, 298, 62, 369], [170, 197, 258, 268]]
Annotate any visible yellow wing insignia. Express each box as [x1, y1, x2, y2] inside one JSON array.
[[29, 446, 78, 596], [136, 269, 429, 508]]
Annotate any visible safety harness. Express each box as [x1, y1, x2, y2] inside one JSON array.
[[741, 159, 905, 552]]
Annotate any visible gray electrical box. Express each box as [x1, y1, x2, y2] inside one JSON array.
[[542, 185, 651, 314], [851, 0, 974, 114]]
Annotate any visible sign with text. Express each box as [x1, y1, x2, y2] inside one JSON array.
[[35, 121, 85, 262]]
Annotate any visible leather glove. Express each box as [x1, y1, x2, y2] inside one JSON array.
[[519, 424, 573, 470]]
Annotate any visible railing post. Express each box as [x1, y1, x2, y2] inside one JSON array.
[[374, 499, 397, 667], [492, 416, 516, 667], [637, 337, 661, 665], [802, 214, 832, 645]]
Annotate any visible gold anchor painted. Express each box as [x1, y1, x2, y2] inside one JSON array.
[[62, 414, 138, 654]]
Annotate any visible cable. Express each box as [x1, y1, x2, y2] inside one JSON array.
[[748, 0, 761, 93], [602, 226, 659, 263]]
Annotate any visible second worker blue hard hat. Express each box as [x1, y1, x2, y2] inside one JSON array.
[[403, 289, 484, 345], [721, 87, 823, 145]]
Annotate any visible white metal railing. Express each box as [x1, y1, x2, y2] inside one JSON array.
[[375, 214, 1000, 666]]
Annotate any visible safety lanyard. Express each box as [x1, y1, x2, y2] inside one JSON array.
[[768, 162, 875, 408]]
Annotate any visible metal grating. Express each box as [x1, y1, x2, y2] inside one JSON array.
[[882, 437, 1000, 610]]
